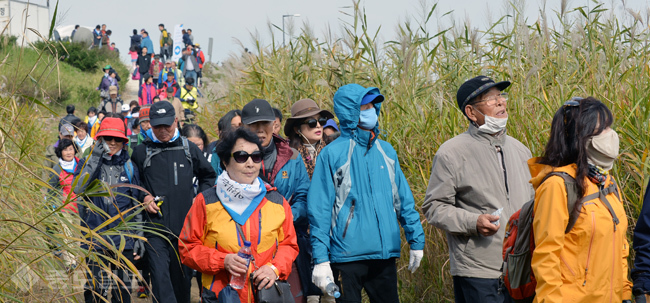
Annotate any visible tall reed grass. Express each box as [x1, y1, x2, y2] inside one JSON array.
[[1, 4, 149, 302], [200, 1, 650, 301]]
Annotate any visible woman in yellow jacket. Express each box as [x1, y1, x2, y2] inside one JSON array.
[[529, 97, 632, 303]]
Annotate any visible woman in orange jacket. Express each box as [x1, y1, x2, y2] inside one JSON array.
[[179, 127, 299, 303], [529, 97, 632, 303]]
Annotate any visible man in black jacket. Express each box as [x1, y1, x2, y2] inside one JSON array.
[[131, 101, 216, 303], [59, 104, 82, 130], [136, 47, 152, 86]]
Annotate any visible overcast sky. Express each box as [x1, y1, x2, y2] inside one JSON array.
[[52, 0, 650, 64]]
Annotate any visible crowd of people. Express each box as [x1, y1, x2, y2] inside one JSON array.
[[45, 26, 650, 303]]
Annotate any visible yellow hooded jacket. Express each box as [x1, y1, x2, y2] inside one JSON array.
[[528, 158, 631, 303]]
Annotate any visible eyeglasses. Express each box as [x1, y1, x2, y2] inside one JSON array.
[[475, 92, 508, 107], [103, 136, 125, 143], [302, 117, 328, 128], [232, 150, 263, 163]]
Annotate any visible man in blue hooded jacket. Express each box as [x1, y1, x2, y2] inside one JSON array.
[[633, 180, 650, 302], [308, 84, 425, 302]]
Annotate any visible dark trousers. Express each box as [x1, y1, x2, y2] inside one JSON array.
[[452, 276, 514, 303], [330, 258, 399, 303], [147, 235, 192, 303], [84, 249, 135, 303]]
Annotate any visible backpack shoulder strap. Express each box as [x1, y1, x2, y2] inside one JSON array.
[[540, 171, 581, 234], [143, 139, 193, 169], [124, 159, 134, 184], [181, 136, 193, 169]]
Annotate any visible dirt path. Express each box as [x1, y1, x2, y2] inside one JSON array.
[[121, 75, 140, 104]]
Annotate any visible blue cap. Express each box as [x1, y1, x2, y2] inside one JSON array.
[[360, 93, 384, 105], [323, 119, 339, 131]]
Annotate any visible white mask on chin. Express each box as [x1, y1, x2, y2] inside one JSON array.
[[475, 108, 508, 134]]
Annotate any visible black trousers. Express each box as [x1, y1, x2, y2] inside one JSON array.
[[147, 235, 193, 303], [452, 276, 514, 303], [330, 258, 399, 303], [84, 249, 135, 303]]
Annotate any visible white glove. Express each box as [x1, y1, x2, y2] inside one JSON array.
[[312, 261, 334, 293], [408, 250, 424, 273]]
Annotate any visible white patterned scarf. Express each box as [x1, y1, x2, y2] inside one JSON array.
[[216, 171, 266, 225]]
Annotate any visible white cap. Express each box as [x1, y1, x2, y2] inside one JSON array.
[[122, 104, 130, 112]]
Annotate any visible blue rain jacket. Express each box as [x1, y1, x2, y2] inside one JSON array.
[[308, 84, 425, 264]]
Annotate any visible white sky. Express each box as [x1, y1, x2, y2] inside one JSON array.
[[51, 0, 650, 64]]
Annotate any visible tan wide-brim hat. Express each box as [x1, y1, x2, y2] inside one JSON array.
[[284, 98, 334, 138]]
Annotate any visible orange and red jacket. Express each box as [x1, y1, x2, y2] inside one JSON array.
[[528, 158, 632, 303], [179, 185, 299, 303]]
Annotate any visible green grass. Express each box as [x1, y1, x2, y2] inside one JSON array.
[[0, 41, 128, 116], [199, 1, 650, 301], [0, 15, 146, 301]]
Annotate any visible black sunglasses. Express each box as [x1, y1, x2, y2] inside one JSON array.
[[302, 117, 328, 128], [232, 150, 263, 163], [103, 136, 125, 143]]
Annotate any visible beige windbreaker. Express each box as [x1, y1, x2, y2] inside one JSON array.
[[422, 124, 534, 278]]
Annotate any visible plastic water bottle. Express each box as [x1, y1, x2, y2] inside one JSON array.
[[229, 241, 252, 289], [325, 276, 341, 298]]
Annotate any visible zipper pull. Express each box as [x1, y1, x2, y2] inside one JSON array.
[[583, 269, 588, 286]]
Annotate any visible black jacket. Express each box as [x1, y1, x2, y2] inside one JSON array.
[[131, 137, 216, 236], [137, 54, 151, 76], [59, 114, 81, 130]]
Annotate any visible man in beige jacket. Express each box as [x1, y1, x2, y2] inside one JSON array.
[[422, 76, 534, 303]]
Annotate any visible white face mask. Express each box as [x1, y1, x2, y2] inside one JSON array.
[[475, 108, 508, 134], [586, 129, 620, 170]]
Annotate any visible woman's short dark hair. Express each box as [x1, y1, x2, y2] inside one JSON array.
[[87, 107, 97, 115], [216, 128, 262, 170], [131, 118, 140, 129], [181, 124, 209, 152], [217, 109, 242, 135], [133, 29, 137, 35], [55, 139, 78, 159], [538, 97, 614, 198]]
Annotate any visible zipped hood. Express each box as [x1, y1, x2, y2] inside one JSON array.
[[528, 157, 577, 189], [333, 84, 382, 145]]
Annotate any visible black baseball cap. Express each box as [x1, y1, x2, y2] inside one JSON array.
[[149, 101, 176, 126], [456, 76, 510, 112], [241, 99, 275, 125]]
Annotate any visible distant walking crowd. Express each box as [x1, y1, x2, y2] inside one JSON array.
[[46, 28, 650, 303]]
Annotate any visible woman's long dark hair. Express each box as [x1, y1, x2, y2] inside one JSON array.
[[538, 97, 613, 198], [217, 109, 242, 137]]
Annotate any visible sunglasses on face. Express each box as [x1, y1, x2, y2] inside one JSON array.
[[103, 136, 125, 143], [232, 150, 263, 163], [302, 117, 328, 128]]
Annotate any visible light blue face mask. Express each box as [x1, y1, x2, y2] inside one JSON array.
[[358, 108, 378, 129]]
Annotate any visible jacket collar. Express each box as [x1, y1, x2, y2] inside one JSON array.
[[267, 134, 293, 184], [467, 123, 507, 147]]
